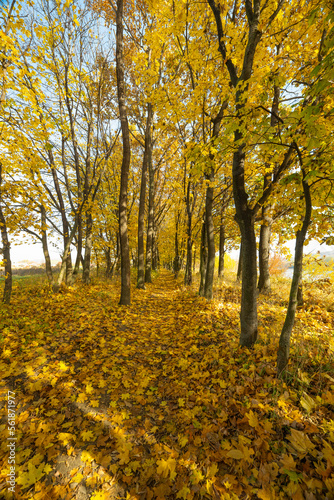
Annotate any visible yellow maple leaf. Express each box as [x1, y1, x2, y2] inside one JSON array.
[[71, 472, 84, 483], [81, 450, 94, 463], [85, 383, 94, 394], [90, 399, 99, 407], [226, 449, 244, 460], [322, 440, 334, 465], [90, 491, 108, 500], [279, 453, 297, 472], [58, 433, 73, 445], [59, 361, 69, 371], [86, 475, 99, 487], [207, 462, 218, 478], [118, 448, 130, 465], [81, 430, 94, 441], [178, 435, 188, 448], [16, 462, 45, 489], [288, 429, 315, 456], [77, 393, 87, 403], [300, 392, 317, 414], [246, 410, 259, 428], [176, 485, 191, 499], [156, 457, 176, 479]]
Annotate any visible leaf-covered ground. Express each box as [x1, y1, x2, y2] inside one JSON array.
[[0, 270, 334, 499]]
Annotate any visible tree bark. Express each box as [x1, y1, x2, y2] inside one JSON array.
[[105, 247, 112, 277], [218, 222, 225, 277], [145, 151, 154, 283], [73, 216, 83, 276], [258, 174, 272, 293], [152, 225, 158, 271], [233, 139, 259, 346], [116, 0, 131, 305], [137, 102, 153, 288], [0, 163, 12, 304], [54, 220, 78, 291], [82, 211, 93, 284], [204, 174, 215, 299], [237, 240, 242, 281], [277, 164, 312, 376], [173, 212, 181, 278], [297, 281, 303, 307], [199, 220, 207, 296], [40, 205, 53, 285], [185, 180, 193, 286], [0, 204, 12, 305]]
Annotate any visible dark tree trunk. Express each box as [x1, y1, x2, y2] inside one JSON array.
[[40, 205, 53, 285], [204, 173, 215, 299], [173, 213, 181, 278], [145, 153, 154, 283], [237, 240, 242, 281], [185, 195, 193, 286], [238, 212, 258, 347], [95, 249, 99, 277], [277, 165, 312, 376], [199, 220, 207, 296], [297, 281, 303, 307], [137, 102, 153, 289], [258, 175, 272, 293], [218, 222, 225, 277], [0, 200, 12, 304], [105, 247, 112, 277], [152, 227, 158, 271], [73, 216, 83, 275], [233, 130, 259, 346], [193, 247, 196, 273], [65, 252, 73, 285], [54, 221, 78, 292], [83, 212, 93, 284], [116, 0, 131, 305]]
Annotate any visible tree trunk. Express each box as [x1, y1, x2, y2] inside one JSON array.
[[237, 240, 242, 281], [173, 213, 181, 278], [297, 281, 303, 307], [238, 212, 258, 347], [0, 204, 12, 305], [193, 247, 196, 273], [218, 222, 225, 277], [137, 102, 153, 288], [277, 166, 312, 376], [54, 220, 78, 291], [204, 173, 215, 299], [73, 216, 83, 276], [145, 150, 154, 283], [105, 247, 112, 277], [40, 205, 53, 285], [65, 252, 73, 285], [95, 249, 99, 277], [258, 175, 272, 293], [185, 199, 193, 286], [82, 212, 93, 284], [116, 0, 131, 305], [152, 226, 158, 271], [233, 138, 258, 347], [199, 220, 207, 296]]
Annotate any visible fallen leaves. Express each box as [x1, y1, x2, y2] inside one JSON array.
[[0, 271, 333, 498]]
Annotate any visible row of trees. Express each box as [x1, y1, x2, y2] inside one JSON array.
[[1, 0, 333, 374]]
